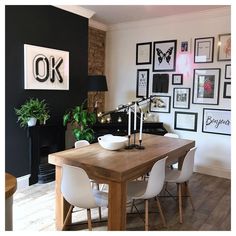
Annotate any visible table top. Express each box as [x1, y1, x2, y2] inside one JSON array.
[[5, 173, 17, 199], [49, 134, 195, 182]]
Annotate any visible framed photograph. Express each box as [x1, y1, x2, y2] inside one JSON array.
[[172, 74, 183, 85], [173, 88, 190, 109], [150, 96, 171, 113], [217, 33, 231, 61], [180, 41, 189, 53], [192, 68, 221, 105], [136, 42, 152, 65], [153, 40, 177, 72], [225, 64, 231, 79], [223, 82, 231, 98], [152, 73, 169, 93], [174, 111, 198, 132], [24, 44, 69, 90], [202, 108, 231, 135], [136, 69, 149, 98], [194, 37, 214, 63]]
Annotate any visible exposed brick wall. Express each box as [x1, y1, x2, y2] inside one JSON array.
[[88, 27, 106, 113]]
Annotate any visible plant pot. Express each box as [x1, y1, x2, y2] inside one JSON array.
[[27, 117, 37, 127]]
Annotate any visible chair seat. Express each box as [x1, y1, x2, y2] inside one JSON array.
[[127, 181, 148, 201], [165, 169, 181, 183], [93, 189, 108, 207]]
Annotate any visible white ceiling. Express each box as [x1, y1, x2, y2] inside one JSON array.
[[81, 5, 227, 25]]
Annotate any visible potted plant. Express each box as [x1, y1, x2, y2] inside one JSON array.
[[63, 100, 96, 143], [15, 98, 50, 128]]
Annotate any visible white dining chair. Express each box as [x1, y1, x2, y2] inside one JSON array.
[[61, 164, 108, 231], [74, 140, 103, 220], [165, 147, 197, 223], [127, 157, 168, 231], [164, 133, 179, 169], [164, 133, 179, 138]]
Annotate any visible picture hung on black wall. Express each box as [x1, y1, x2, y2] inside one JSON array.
[[202, 108, 231, 135], [223, 82, 231, 98], [136, 42, 152, 65], [173, 88, 190, 109], [24, 44, 69, 90], [217, 33, 231, 61], [192, 68, 221, 105], [153, 40, 177, 72], [152, 74, 169, 93], [136, 69, 149, 98], [174, 111, 198, 132], [194, 37, 214, 63]]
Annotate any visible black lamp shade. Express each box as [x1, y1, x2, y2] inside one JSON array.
[[88, 75, 108, 92]]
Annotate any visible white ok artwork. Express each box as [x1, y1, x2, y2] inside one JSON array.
[[24, 44, 69, 90]]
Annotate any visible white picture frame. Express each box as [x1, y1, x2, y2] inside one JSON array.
[[24, 44, 69, 90], [202, 109, 231, 135]]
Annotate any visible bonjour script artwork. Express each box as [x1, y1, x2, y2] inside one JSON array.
[[203, 109, 231, 135]]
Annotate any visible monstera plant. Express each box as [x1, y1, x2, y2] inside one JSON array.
[[63, 100, 96, 143]]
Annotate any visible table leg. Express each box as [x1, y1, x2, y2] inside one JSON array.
[[55, 166, 71, 230], [108, 181, 127, 230]]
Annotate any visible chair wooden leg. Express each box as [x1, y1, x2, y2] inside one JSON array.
[[87, 209, 92, 231], [185, 182, 195, 210], [130, 199, 135, 213], [62, 205, 74, 231], [178, 183, 183, 224], [145, 200, 149, 231], [95, 183, 102, 220], [156, 197, 167, 227]]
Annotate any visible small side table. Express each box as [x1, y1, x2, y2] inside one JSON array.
[[5, 173, 17, 231]]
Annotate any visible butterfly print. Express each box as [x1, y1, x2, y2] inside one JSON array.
[[156, 47, 174, 64]]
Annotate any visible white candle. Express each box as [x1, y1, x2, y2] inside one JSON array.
[[134, 103, 137, 131], [128, 107, 131, 136], [139, 112, 143, 140]]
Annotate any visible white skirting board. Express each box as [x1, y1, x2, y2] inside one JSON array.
[[194, 165, 231, 179], [16, 174, 30, 190]]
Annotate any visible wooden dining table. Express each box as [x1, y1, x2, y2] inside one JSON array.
[[48, 133, 195, 231]]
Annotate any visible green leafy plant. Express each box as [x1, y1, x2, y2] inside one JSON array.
[[63, 100, 96, 143], [15, 98, 50, 128]]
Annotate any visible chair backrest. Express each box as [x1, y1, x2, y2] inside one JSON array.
[[164, 133, 179, 138], [74, 140, 90, 149], [141, 157, 168, 199], [61, 164, 98, 209], [178, 147, 197, 183]]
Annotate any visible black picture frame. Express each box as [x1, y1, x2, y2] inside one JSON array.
[[225, 64, 231, 79], [136, 42, 152, 65], [202, 108, 231, 135], [223, 82, 231, 98], [172, 74, 183, 85], [217, 33, 231, 61], [153, 40, 177, 72], [136, 69, 149, 98], [174, 111, 198, 132], [194, 37, 214, 63], [192, 68, 221, 105], [173, 88, 190, 109], [149, 95, 171, 113]]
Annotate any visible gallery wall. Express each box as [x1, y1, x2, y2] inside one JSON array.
[[5, 6, 88, 178], [105, 7, 231, 178]]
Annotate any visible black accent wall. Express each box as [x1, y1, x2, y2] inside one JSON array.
[[5, 6, 88, 177]]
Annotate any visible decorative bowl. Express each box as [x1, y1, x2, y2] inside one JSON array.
[[98, 134, 128, 151]]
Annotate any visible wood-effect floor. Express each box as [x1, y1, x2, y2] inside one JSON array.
[[13, 172, 231, 231]]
